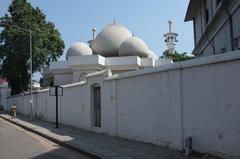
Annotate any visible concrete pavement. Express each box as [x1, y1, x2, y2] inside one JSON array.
[[0, 118, 91, 159], [0, 112, 220, 159]]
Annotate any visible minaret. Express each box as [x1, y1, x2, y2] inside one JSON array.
[[164, 20, 178, 54]]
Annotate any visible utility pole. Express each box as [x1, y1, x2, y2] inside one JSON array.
[[55, 86, 59, 128], [49, 86, 63, 128], [30, 29, 34, 120]]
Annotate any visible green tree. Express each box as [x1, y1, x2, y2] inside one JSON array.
[[160, 50, 194, 62], [0, 0, 64, 94]]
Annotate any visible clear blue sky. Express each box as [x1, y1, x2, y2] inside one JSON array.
[[0, 0, 193, 80]]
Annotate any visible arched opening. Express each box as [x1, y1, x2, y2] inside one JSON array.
[[91, 84, 101, 127]]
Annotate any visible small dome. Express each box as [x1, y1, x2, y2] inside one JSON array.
[[92, 22, 132, 57], [147, 50, 158, 59], [66, 42, 93, 60], [119, 36, 149, 57]]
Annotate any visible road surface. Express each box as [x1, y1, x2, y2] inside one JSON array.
[[0, 118, 92, 159]]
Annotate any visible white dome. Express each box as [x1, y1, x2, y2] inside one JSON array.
[[92, 22, 132, 57], [66, 42, 93, 60], [119, 36, 149, 57], [147, 50, 158, 59]]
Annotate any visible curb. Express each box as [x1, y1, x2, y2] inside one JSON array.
[[0, 115, 102, 159]]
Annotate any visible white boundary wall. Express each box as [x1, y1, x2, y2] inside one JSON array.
[[5, 51, 240, 158]]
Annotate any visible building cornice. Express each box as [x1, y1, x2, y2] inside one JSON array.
[[184, 0, 201, 22]]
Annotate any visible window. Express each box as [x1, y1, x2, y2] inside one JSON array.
[[203, 0, 209, 25], [216, 0, 222, 6], [205, 9, 209, 25]]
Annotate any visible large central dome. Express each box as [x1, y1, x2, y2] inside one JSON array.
[[92, 22, 132, 57]]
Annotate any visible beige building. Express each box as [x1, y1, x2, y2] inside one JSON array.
[[185, 0, 240, 57]]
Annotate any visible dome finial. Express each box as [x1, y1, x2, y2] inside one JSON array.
[[92, 27, 96, 40], [113, 17, 116, 24], [168, 19, 172, 33], [132, 32, 135, 37]]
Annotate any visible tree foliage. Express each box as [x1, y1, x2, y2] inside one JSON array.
[[160, 50, 194, 62], [0, 0, 64, 94]]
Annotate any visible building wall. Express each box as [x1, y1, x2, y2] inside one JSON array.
[[5, 51, 240, 158], [232, 6, 240, 50], [181, 60, 240, 157], [213, 21, 232, 54], [54, 73, 73, 86], [194, 9, 202, 45], [190, 0, 240, 57], [202, 44, 213, 57], [0, 86, 10, 110], [232, 7, 240, 37], [112, 70, 182, 150]]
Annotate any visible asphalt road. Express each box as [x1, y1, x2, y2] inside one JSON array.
[[0, 118, 92, 159]]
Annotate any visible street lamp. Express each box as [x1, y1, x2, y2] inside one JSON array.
[[0, 22, 34, 120]]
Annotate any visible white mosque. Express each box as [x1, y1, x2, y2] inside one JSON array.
[[3, 5, 240, 158], [50, 21, 172, 86]]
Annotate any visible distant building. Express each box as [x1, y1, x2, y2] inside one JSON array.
[[185, 0, 240, 57], [33, 81, 41, 90], [0, 59, 8, 86], [40, 67, 53, 88], [0, 60, 10, 110]]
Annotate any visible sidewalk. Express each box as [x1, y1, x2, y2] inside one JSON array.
[[0, 112, 220, 159]]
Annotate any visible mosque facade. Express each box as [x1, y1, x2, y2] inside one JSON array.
[[50, 21, 172, 86]]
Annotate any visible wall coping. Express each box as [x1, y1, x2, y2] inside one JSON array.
[[105, 50, 240, 81], [7, 50, 240, 98]]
